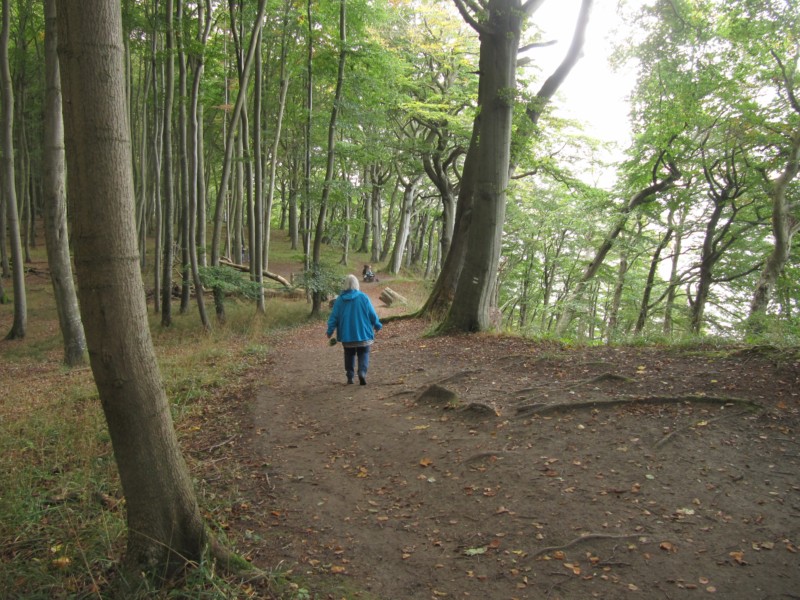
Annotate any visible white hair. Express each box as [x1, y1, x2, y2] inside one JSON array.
[[344, 274, 360, 291]]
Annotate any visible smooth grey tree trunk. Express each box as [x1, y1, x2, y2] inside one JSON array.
[[42, 0, 86, 365], [442, 0, 522, 332], [209, 0, 267, 265], [1, 0, 26, 339], [57, 0, 226, 578], [160, 0, 175, 325], [389, 174, 421, 274], [263, 4, 291, 272], [252, 26, 265, 313], [424, 0, 592, 329], [310, 0, 346, 316], [187, 0, 212, 328]]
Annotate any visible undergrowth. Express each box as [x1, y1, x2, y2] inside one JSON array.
[[0, 270, 314, 599]]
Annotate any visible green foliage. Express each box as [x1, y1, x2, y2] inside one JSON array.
[[198, 266, 263, 300], [296, 262, 343, 299]]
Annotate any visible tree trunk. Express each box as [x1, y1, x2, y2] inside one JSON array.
[[441, 0, 521, 332], [1, 0, 26, 339], [605, 251, 628, 343], [57, 0, 220, 578], [358, 166, 372, 253], [263, 4, 292, 272], [150, 5, 162, 313], [389, 174, 420, 274], [416, 113, 479, 320], [635, 222, 674, 335], [252, 26, 265, 313], [369, 163, 391, 262], [554, 165, 679, 336], [187, 0, 212, 328], [310, 0, 346, 316], [662, 209, 685, 336], [209, 0, 268, 265], [177, 0, 191, 314], [422, 0, 592, 329], [42, 0, 86, 365], [379, 177, 400, 262], [748, 130, 800, 328], [160, 0, 175, 326]]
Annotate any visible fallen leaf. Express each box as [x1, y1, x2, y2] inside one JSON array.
[[730, 551, 746, 564], [419, 458, 433, 467], [660, 541, 677, 553], [463, 546, 487, 556], [51, 556, 71, 569]]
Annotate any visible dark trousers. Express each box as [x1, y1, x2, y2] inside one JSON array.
[[344, 346, 370, 381]]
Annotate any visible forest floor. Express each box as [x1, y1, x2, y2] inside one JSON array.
[[186, 270, 800, 600]]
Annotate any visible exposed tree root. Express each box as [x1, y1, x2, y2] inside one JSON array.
[[381, 312, 420, 324], [516, 372, 632, 397], [434, 370, 482, 386], [516, 394, 762, 418], [530, 533, 640, 560]]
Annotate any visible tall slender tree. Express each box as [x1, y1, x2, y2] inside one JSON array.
[[1, 0, 26, 339], [160, 0, 176, 325], [41, 0, 86, 365], [209, 0, 268, 266], [57, 0, 231, 579], [310, 0, 347, 316]]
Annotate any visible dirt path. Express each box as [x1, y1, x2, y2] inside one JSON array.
[[221, 289, 800, 599]]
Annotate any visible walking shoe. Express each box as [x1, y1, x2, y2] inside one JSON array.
[[358, 375, 366, 386], [347, 378, 354, 384]]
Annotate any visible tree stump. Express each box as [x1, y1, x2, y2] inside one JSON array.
[[380, 287, 407, 306]]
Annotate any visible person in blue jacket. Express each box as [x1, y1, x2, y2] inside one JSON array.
[[326, 274, 382, 385]]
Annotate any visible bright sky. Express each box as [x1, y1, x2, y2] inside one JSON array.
[[535, 0, 648, 155]]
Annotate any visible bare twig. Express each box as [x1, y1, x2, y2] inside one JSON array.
[[530, 533, 640, 560], [206, 436, 236, 453]]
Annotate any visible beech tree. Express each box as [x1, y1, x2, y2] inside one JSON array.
[[430, 0, 592, 331], [57, 0, 229, 579], [41, 0, 85, 365], [1, 0, 26, 339]]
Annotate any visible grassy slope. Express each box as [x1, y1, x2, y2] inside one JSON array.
[[0, 229, 404, 598]]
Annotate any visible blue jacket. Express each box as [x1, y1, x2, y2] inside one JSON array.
[[326, 289, 382, 343]]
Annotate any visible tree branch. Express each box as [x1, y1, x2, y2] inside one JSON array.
[[522, 0, 548, 16], [526, 0, 593, 125], [452, 0, 484, 34]]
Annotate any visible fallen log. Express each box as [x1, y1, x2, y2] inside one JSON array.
[[219, 258, 291, 287], [380, 287, 407, 306]]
